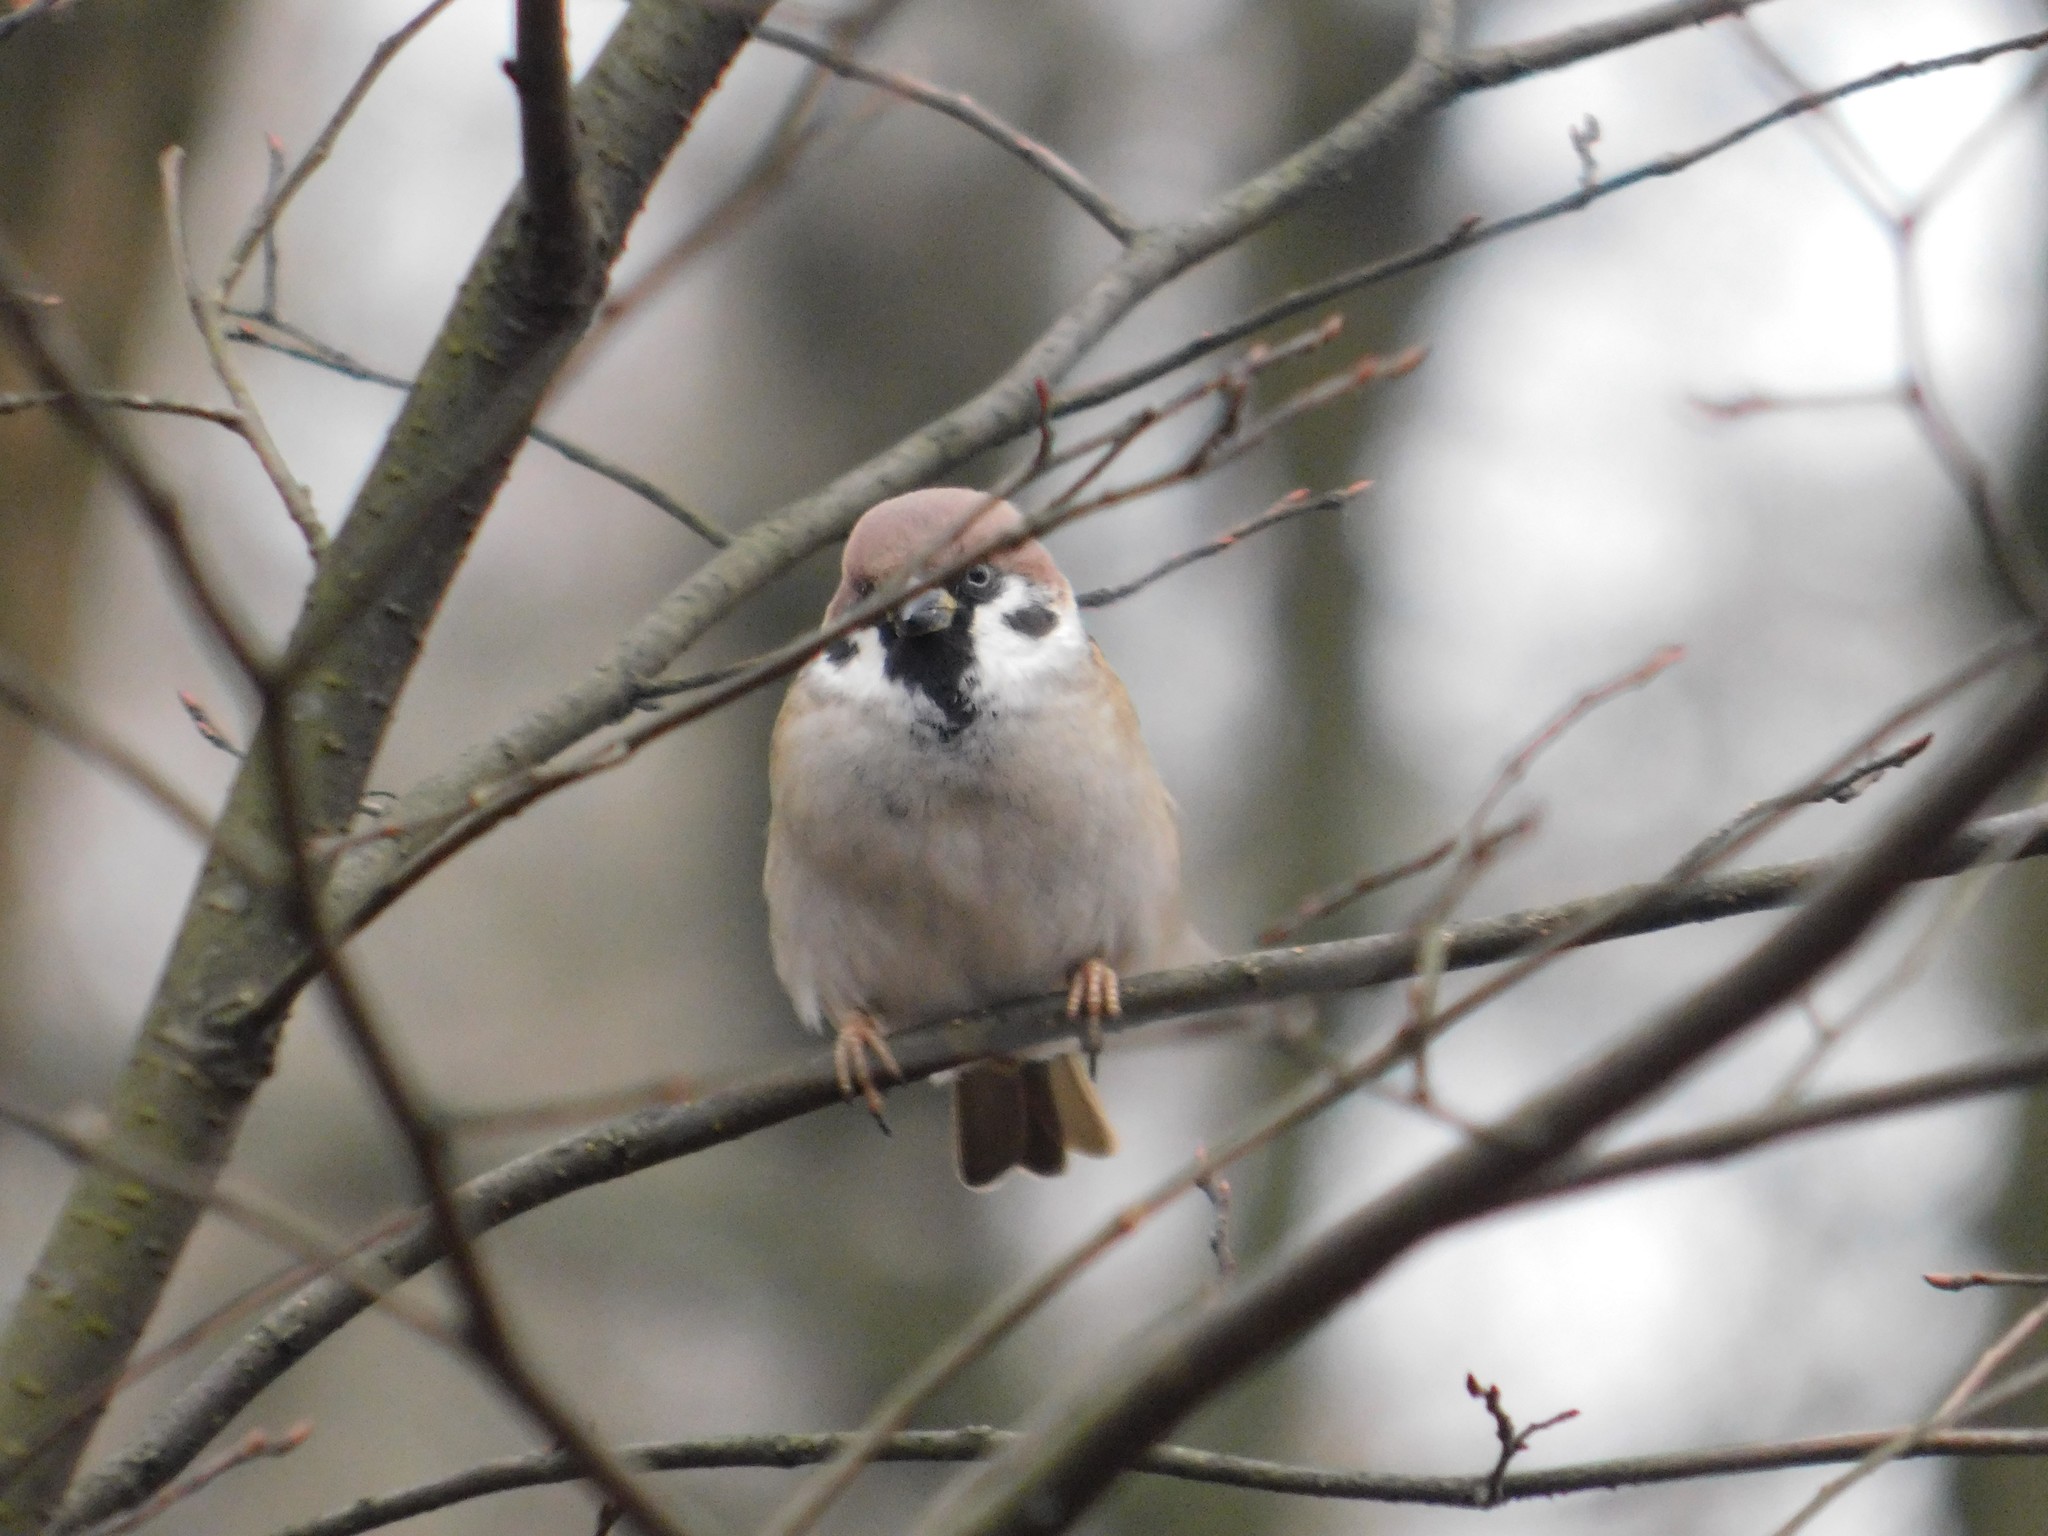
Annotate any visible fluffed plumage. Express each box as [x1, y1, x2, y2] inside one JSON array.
[[764, 488, 1214, 1186]]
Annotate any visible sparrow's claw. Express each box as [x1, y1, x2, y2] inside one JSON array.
[[1065, 958, 1122, 1078], [832, 1010, 902, 1131]]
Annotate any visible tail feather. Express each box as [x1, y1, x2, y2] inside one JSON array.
[[953, 1056, 1118, 1188]]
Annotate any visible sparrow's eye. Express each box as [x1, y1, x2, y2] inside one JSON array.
[[849, 577, 876, 601], [961, 564, 997, 593]]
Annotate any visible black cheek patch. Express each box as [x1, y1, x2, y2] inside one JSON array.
[[823, 638, 857, 667], [1005, 604, 1057, 639]]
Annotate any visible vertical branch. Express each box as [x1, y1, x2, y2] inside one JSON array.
[[511, 0, 590, 306]]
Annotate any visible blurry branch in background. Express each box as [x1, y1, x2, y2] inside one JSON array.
[[11, 2, 2048, 1533], [1697, 20, 2048, 617], [567, 0, 909, 380], [1769, 1293, 2048, 1536], [253, 1422, 2048, 1536], [215, 0, 464, 302], [0, 646, 218, 848], [0, 248, 269, 682], [0, 0, 73, 47], [0, 3, 767, 1530], [88, 1423, 312, 1536], [901, 666, 2048, 1536], [79, 754, 2048, 1535], [1060, 21, 2048, 419], [752, 22, 1138, 242]]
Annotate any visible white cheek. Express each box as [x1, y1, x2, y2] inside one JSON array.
[[802, 634, 899, 710], [970, 595, 1087, 700]]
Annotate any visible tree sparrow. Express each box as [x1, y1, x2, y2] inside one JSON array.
[[764, 488, 1217, 1187]]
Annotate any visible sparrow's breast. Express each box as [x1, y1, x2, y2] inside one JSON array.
[[765, 657, 1188, 1030]]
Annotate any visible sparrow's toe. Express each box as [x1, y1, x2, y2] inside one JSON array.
[[831, 1010, 902, 1132], [1065, 958, 1122, 1076]]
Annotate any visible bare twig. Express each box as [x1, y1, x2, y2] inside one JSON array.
[[218, 0, 465, 299], [162, 147, 329, 559], [1929, 1271, 2048, 1292], [1466, 1375, 1579, 1507], [1261, 835, 1461, 944], [0, 389, 242, 428], [1077, 484, 1369, 608], [86, 1423, 311, 1536], [752, 24, 1137, 242], [1056, 24, 2048, 420], [259, 1423, 2048, 1536], [1769, 1294, 2048, 1535], [222, 311, 731, 544]]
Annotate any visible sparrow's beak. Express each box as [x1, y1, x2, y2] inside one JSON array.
[[892, 587, 958, 638]]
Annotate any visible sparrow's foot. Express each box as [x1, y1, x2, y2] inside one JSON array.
[[832, 1010, 902, 1131], [1065, 958, 1122, 1078]]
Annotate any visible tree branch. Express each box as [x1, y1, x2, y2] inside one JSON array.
[[264, 1423, 2048, 1536], [906, 663, 2048, 1536], [58, 783, 2048, 1533], [322, 0, 1776, 933], [0, 7, 761, 1529], [511, 0, 591, 306], [752, 24, 1138, 243]]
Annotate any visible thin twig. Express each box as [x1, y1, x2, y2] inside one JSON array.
[[218, 0, 465, 300], [0, 243, 270, 684], [258, 1423, 2048, 1536], [0, 389, 242, 428], [1466, 1376, 1579, 1507], [752, 24, 1137, 242], [86, 1423, 311, 1536], [162, 148, 329, 559], [1928, 1271, 2048, 1291], [1768, 1294, 2048, 1536], [1076, 483, 1369, 608], [222, 311, 730, 544], [1055, 24, 2048, 420]]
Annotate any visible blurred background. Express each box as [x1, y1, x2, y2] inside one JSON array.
[[1, 1, 2046, 1532]]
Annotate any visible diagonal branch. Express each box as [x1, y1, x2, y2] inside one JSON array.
[[0, 8, 763, 1531], [752, 24, 1137, 242], [906, 663, 2048, 1536], [57, 785, 2048, 1533], [323, 0, 1774, 931]]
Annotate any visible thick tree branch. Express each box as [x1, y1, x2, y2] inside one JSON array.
[[57, 786, 2048, 1532], [0, 7, 760, 1530]]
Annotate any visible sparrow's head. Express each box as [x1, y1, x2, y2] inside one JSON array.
[[809, 489, 1086, 741]]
